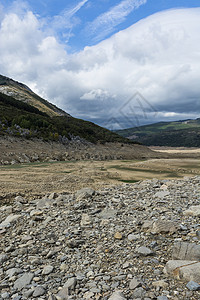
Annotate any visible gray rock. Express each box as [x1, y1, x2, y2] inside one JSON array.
[[14, 272, 34, 290], [1, 292, 10, 299], [56, 287, 69, 300], [0, 254, 8, 265], [42, 265, 54, 275], [64, 277, 77, 290], [0, 214, 21, 228], [108, 291, 126, 300], [137, 246, 154, 256], [32, 286, 46, 297], [129, 277, 142, 290], [172, 242, 200, 261], [157, 296, 168, 300], [186, 280, 200, 291], [184, 205, 200, 217], [164, 260, 200, 282], [132, 287, 145, 298]]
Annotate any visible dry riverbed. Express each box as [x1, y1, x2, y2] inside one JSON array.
[[1, 157, 200, 203]]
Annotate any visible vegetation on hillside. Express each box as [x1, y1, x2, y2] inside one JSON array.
[[116, 120, 200, 147], [0, 91, 135, 144]]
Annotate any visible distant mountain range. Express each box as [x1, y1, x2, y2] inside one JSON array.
[[0, 74, 134, 144], [116, 119, 200, 147]]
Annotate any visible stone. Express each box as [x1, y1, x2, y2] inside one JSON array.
[[1, 292, 10, 299], [108, 291, 126, 300], [157, 296, 168, 300], [184, 205, 200, 217], [137, 246, 154, 256], [132, 287, 145, 298], [172, 242, 200, 261], [129, 277, 142, 289], [14, 272, 34, 290], [32, 286, 46, 297], [152, 280, 168, 289], [42, 265, 54, 275], [151, 220, 178, 234], [80, 214, 91, 226], [0, 214, 21, 228], [164, 260, 200, 282], [64, 277, 77, 290], [56, 287, 69, 300], [0, 254, 8, 265], [186, 280, 200, 291], [114, 232, 123, 239]]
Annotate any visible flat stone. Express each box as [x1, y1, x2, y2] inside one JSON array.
[[137, 246, 154, 256], [14, 272, 34, 290], [0, 214, 21, 228], [129, 277, 142, 289], [172, 242, 200, 261], [184, 205, 200, 217], [164, 260, 200, 282], [42, 265, 54, 275], [64, 277, 77, 290], [108, 291, 126, 300], [151, 220, 178, 234], [186, 280, 200, 291], [152, 280, 168, 289], [56, 287, 69, 300], [32, 286, 46, 297]]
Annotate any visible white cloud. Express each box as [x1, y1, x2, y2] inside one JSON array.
[[84, 0, 147, 42], [0, 7, 200, 128], [51, 0, 88, 42]]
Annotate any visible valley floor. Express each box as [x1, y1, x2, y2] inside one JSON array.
[[1, 156, 200, 204]]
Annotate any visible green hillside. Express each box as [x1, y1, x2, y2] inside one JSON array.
[[116, 119, 200, 147], [0, 91, 134, 144]]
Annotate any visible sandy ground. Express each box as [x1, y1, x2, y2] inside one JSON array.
[[1, 157, 200, 204], [150, 146, 200, 153]]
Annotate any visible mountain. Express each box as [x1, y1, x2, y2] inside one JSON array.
[[0, 74, 135, 145], [0, 75, 69, 117], [116, 119, 200, 147]]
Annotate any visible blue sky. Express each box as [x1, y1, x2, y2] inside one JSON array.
[[2, 0, 199, 52], [0, 1, 200, 129]]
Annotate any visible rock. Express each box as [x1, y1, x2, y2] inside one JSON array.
[[164, 260, 200, 282], [1, 292, 10, 299], [186, 280, 200, 291], [132, 287, 145, 298], [114, 232, 123, 239], [184, 205, 200, 216], [157, 296, 168, 300], [0, 214, 21, 228], [64, 277, 77, 290], [108, 291, 126, 300], [56, 287, 69, 300], [152, 280, 168, 289], [151, 220, 178, 234], [75, 188, 95, 199], [137, 246, 154, 256], [6, 268, 22, 277], [0, 254, 8, 265], [172, 242, 200, 261], [129, 277, 142, 289], [14, 272, 34, 290], [42, 265, 54, 275], [80, 214, 91, 226], [32, 286, 46, 297]]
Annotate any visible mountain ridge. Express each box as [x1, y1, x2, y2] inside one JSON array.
[[116, 118, 200, 147], [0, 74, 69, 117]]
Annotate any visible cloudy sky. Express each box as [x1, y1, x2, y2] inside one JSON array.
[[0, 0, 200, 129]]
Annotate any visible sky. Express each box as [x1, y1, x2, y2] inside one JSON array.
[[0, 0, 200, 129]]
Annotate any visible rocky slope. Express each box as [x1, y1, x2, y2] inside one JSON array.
[[0, 176, 200, 299], [0, 75, 68, 117]]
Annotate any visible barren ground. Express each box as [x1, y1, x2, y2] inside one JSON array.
[[1, 154, 200, 204]]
